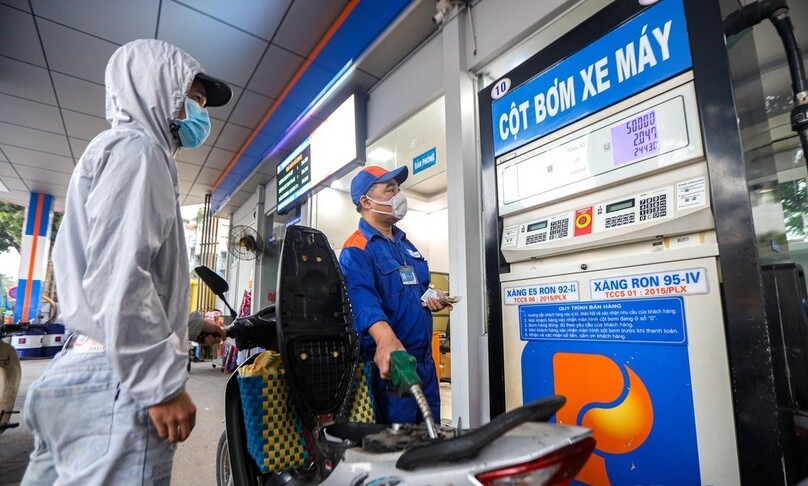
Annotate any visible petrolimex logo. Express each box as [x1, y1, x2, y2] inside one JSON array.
[[554, 353, 653, 485]]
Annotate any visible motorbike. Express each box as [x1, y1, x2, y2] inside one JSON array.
[[0, 322, 50, 435], [198, 225, 594, 486]]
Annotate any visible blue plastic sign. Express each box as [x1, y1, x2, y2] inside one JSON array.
[[413, 148, 437, 175], [521, 296, 700, 484], [491, 0, 692, 156]]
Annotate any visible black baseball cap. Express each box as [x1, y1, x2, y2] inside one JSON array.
[[195, 72, 232, 107]]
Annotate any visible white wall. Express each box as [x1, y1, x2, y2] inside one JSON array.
[[427, 208, 449, 273], [367, 34, 444, 143], [366, 0, 590, 144], [311, 185, 451, 275], [310, 187, 360, 251], [395, 208, 431, 259], [465, 0, 592, 71]]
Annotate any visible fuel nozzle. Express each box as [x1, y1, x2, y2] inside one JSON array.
[[389, 350, 439, 439]]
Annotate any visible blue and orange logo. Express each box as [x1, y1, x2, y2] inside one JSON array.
[[554, 353, 653, 485], [520, 310, 700, 483]]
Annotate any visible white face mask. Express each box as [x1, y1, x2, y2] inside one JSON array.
[[366, 191, 408, 220]]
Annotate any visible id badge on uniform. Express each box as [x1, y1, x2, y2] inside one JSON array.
[[399, 265, 418, 285]]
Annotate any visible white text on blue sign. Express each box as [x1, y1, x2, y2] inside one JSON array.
[[519, 298, 686, 344], [413, 147, 437, 175], [490, 0, 691, 156]]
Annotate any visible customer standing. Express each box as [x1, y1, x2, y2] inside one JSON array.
[[22, 39, 230, 484]]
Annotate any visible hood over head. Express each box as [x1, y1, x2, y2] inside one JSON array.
[[105, 39, 205, 152]]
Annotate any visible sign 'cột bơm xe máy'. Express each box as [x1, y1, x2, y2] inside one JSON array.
[[490, 0, 692, 156]]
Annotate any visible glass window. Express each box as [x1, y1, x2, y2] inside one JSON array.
[[723, 0, 808, 284]]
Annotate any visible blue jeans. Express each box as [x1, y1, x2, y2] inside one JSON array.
[[22, 349, 176, 485]]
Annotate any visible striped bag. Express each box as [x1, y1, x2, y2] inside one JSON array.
[[237, 351, 377, 474]]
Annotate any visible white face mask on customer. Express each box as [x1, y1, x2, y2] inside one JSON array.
[[366, 191, 408, 220]]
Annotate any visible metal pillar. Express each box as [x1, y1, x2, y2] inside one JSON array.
[[443, 7, 487, 427]]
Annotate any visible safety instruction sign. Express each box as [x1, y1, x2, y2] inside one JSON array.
[[504, 281, 579, 305], [590, 267, 708, 300], [519, 297, 686, 344]]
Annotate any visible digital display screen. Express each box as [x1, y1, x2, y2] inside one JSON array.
[[611, 109, 660, 166], [527, 221, 548, 232], [276, 94, 366, 213], [276, 141, 311, 213], [606, 199, 635, 213]]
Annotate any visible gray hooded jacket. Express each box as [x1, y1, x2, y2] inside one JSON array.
[[54, 39, 206, 407]]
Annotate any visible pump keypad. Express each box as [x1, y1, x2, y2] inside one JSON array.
[[639, 194, 668, 221], [525, 233, 547, 245], [549, 219, 569, 239], [605, 213, 635, 228]]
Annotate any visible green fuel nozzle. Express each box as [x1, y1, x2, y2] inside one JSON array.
[[390, 350, 421, 392], [389, 350, 439, 439]]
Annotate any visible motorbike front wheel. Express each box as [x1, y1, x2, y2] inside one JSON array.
[[216, 430, 233, 486]]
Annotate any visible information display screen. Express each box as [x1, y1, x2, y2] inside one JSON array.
[[276, 94, 365, 213], [606, 198, 635, 213], [277, 141, 311, 213], [527, 221, 548, 232]]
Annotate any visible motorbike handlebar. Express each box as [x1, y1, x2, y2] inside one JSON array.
[[222, 305, 279, 351]]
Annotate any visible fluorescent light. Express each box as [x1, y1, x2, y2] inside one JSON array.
[[368, 148, 395, 162], [0, 179, 8, 193]]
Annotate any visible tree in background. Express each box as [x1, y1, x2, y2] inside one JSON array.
[[780, 178, 808, 240], [0, 201, 25, 253]]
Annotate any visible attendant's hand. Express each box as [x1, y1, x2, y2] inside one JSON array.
[[368, 321, 405, 379], [148, 391, 196, 444]]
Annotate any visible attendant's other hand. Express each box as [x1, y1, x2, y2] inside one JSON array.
[[425, 288, 453, 312], [148, 391, 197, 444]]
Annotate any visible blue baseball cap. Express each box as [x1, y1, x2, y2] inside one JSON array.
[[350, 165, 408, 205]]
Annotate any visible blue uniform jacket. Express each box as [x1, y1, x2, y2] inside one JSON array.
[[339, 219, 433, 361]]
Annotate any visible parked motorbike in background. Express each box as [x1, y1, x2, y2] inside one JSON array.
[[0, 322, 48, 435], [198, 225, 595, 485]]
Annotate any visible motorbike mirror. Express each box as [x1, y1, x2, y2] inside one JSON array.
[[195, 266, 229, 294], [194, 266, 238, 319]]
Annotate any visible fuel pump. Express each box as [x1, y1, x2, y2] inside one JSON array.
[[478, 0, 806, 484]]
